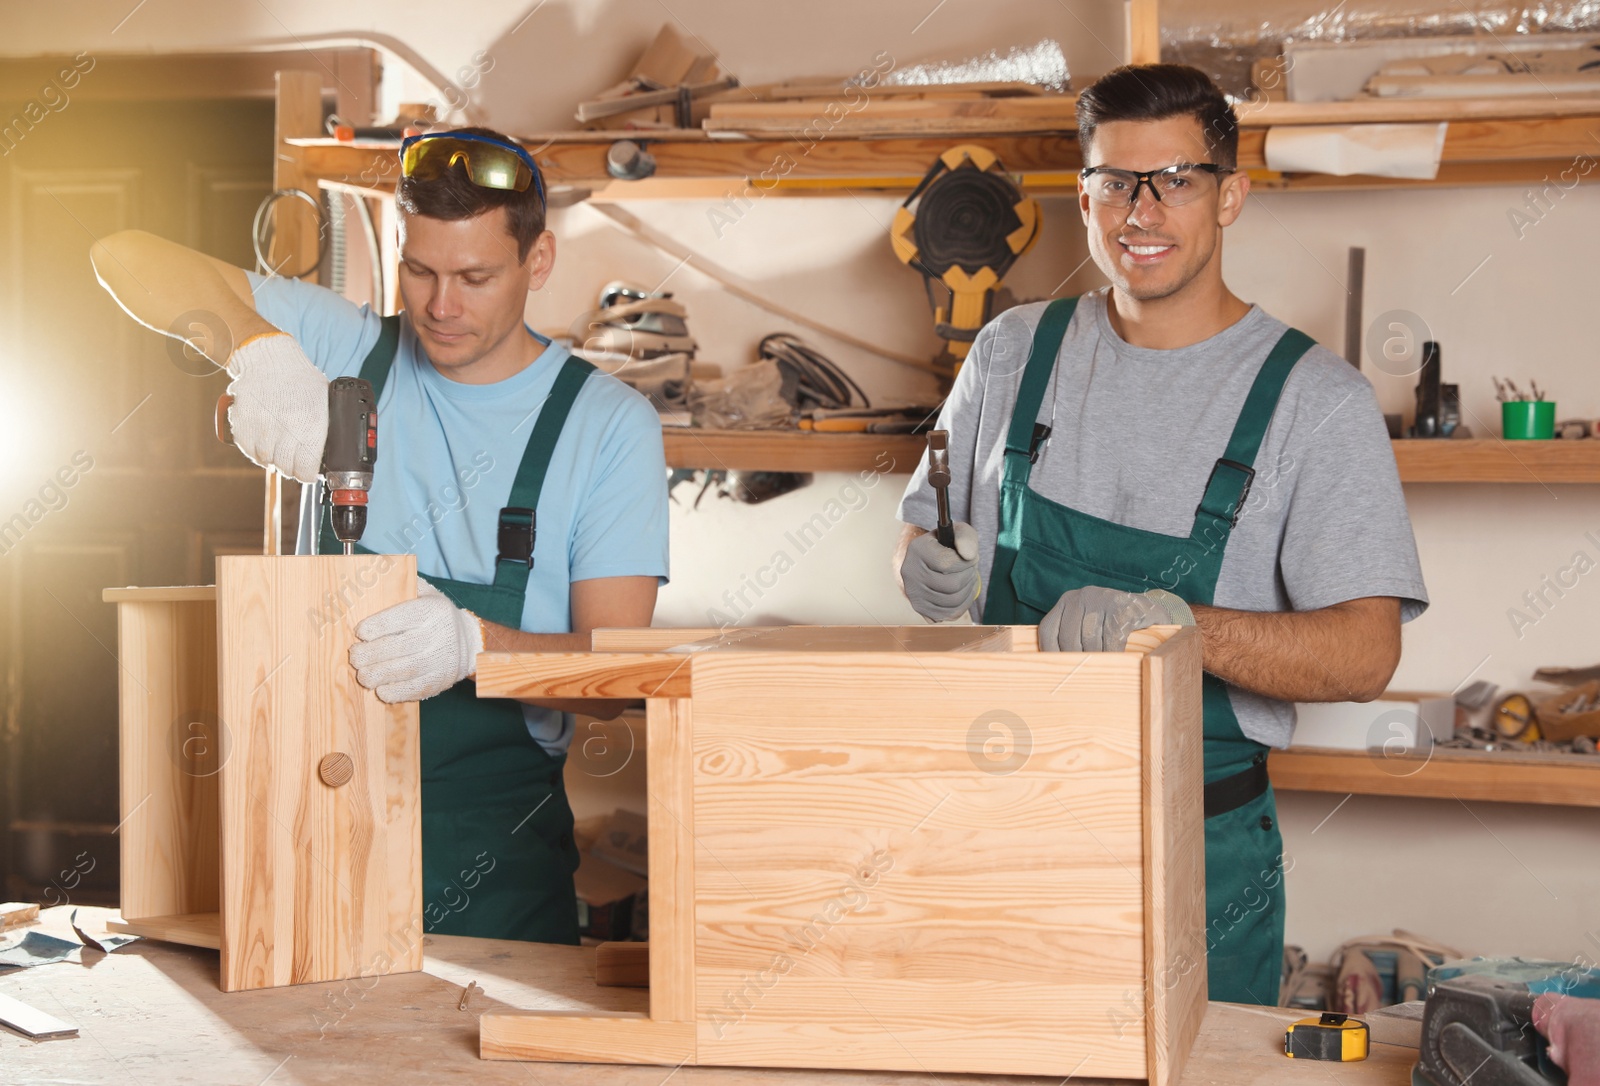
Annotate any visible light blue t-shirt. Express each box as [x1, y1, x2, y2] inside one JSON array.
[[246, 272, 670, 755]]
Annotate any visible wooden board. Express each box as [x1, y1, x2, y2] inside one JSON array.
[[102, 585, 218, 603], [0, 902, 39, 931], [474, 652, 693, 699], [214, 555, 422, 992], [0, 991, 77, 1038], [17, 905, 1404, 1085], [106, 910, 221, 949], [647, 699, 696, 1023], [663, 430, 926, 474], [1270, 745, 1600, 807], [669, 625, 1013, 653], [686, 650, 1150, 1078], [1137, 627, 1208, 1086], [1391, 438, 1600, 483], [114, 594, 221, 925]]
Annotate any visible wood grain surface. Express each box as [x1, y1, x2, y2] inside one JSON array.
[[11, 907, 1416, 1085], [115, 596, 221, 925], [686, 649, 1149, 1078], [106, 910, 221, 949], [1139, 627, 1208, 1086], [214, 555, 421, 992], [474, 652, 694, 699]]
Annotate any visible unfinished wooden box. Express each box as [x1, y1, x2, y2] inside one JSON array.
[[103, 556, 422, 992], [472, 623, 1206, 1084]]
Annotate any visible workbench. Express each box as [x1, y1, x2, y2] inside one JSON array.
[[3, 907, 1416, 1085]]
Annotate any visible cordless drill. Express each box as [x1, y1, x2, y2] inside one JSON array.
[[215, 377, 377, 554], [321, 377, 377, 554]]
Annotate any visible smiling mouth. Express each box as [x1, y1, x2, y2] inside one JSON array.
[[1118, 238, 1176, 263]]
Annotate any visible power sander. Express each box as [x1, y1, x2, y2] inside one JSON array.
[[1415, 959, 1600, 1086], [216, 377, 378, 554]]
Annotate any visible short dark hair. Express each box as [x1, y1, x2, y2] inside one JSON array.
[[1075, 64, 1238, 170], [395, 126, 546, 262]]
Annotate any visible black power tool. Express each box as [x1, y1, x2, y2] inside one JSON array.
[[216, 377, 378, 553], [320, 377, 378, 553], [1416, 971, 1572, 1086]]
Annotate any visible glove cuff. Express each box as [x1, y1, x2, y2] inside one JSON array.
[[1144, 588, 1196, 627], [460, 608, 487, 680], [226, 330, 298, 378]]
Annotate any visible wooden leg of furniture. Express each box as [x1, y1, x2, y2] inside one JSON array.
[[481, 695, 698, 1063]]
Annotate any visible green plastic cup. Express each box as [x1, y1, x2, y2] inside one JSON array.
[[1502, 400, 1555, 440]]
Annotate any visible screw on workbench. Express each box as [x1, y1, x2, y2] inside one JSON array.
[[458, 980, 479, 1010]]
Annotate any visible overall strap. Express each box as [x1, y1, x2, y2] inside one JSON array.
[[315, 314, 403, 555], [357, 314, 403, 399], [1193, 327, 1315, 533], [1002, 296, 1080, 475], [492, 355, 597, 596]]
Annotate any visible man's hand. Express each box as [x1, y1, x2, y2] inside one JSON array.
[[350, 581, 485, 703], [1038, 586, 1195, 652], [899, 523, 981, 623], [1535, 992, 1600, 1086], [225, 332, 329, 484]]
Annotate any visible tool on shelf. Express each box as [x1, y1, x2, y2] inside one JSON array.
[[1284, 1012, 1370, 1061], [1411, 341, 1461, 438], [217, 377, 378, 555], [926, 430, 955, 549], [891, 144, 1041, 372]]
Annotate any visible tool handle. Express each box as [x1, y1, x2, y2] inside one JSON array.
[[216, 393, 234, 446], [934, 522, 955, 549]]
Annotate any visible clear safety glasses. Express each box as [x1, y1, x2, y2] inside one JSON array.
[[1079, 163, 1233, 209]]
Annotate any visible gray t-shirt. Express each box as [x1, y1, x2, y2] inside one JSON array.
[[898, 288, 1428, 748]]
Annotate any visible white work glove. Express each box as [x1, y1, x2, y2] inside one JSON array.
[[225, 332, 329, 484], [349, 581, 486, 703], [900, 523, 981, 623], [1038, 586, 1195, 652]]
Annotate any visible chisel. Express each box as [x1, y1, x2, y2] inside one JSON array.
[[926, 430, 955, 549]]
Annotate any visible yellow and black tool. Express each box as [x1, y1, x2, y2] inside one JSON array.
[[1492, 693, 1540, 742], [891, 144, 1040, 372], [1284, 1012, 1370, 1062]]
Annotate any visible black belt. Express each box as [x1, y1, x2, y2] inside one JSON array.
[[1203, 752, 1270, 819]]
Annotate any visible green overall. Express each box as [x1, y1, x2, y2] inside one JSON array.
[[316, 314, 591, 944], [980, 297, 1312, 1005]]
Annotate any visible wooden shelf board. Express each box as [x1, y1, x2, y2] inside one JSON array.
[[662, 428, 924, 473], [1270, 746, 1600, 807], [102, 585, 217, 603], [1393, 439, 1600, 483], [108, 911, 222, 949]]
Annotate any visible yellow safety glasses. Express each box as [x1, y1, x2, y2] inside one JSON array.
[[399, 132, 544, 203]]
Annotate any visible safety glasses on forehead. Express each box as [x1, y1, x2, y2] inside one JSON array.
[[400, 132, 545, 205], [1079, 163, 1232, 209]]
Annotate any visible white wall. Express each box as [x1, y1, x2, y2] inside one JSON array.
[[12, 0, 1597, 974]]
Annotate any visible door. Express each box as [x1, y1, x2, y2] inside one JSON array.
[[0, 90, 276, 907]]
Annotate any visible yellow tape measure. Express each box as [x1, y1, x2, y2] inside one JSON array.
[[1284, 1012, 1369, 1061]]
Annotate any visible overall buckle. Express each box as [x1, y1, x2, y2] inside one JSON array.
[[1197, 458, 1256, 527], [1028, 423, 1052, 464], [497, 507, 537, 566]]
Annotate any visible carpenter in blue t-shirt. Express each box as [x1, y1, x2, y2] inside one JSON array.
[[246, 271, 670, 754]]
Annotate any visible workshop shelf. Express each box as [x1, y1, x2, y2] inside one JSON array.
[[662, 428, 924, 473], [286, 92, 1600, 198], [1392, 439, 1600, 484], [1270, 745, 1600, 808]]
